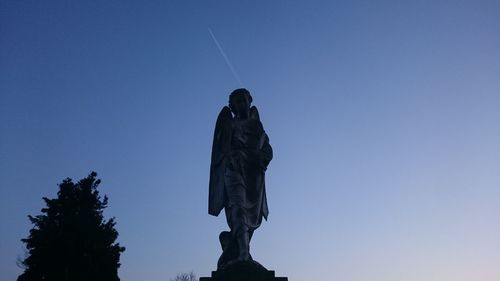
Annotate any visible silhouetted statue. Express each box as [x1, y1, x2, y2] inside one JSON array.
[[208, 88, 273, 270]]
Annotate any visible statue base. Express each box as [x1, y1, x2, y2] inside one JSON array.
[[199, 261, 288, 281]]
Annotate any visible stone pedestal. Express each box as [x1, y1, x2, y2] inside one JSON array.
[[199, 261, 288, 281]]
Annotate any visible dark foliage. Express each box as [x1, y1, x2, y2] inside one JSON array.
[[17, 172, 125, 281]]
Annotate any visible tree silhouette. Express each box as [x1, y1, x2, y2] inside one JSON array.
[[171, 271, 197, 281], [17, 172, 125, 281]]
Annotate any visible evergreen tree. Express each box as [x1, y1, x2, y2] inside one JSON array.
[[17, 172, 125, 281]]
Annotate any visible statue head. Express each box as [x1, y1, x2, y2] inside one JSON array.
[[228, 88, 252, 118]]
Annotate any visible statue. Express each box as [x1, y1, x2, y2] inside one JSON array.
[[208, 88, 273, 270]]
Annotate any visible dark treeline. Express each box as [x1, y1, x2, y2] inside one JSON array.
[[17, 172, 125, 281]]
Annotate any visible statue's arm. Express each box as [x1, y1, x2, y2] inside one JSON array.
[[260, 133, 273, 171], [251, 106, 273, 171]]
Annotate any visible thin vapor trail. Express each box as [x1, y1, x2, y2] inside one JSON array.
[[208, 28, 243, 86]]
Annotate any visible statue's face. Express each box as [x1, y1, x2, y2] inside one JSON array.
[[230, 93, 250, 117]]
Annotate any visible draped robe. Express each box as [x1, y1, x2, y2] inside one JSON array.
[[208, 106, 272, 230]]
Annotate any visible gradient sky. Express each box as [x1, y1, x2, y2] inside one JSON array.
[[1, 1, 500, 281]]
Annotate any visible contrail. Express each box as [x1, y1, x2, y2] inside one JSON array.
[[208, 28, 243, 86]]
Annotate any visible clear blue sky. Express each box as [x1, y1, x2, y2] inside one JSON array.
[[1, 1, 499, 280]]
